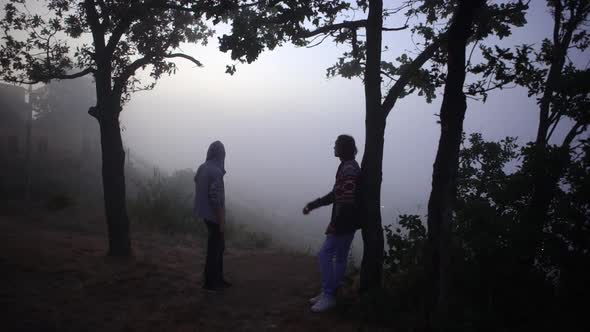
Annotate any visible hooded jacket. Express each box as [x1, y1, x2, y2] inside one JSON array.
[[193, 141, 226, 223]]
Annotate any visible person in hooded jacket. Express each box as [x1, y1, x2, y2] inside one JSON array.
[[194, 141, 231, 291], [303, 134, 361, 312]]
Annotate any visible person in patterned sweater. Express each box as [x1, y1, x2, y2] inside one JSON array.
[[303, 134, 361, 312]]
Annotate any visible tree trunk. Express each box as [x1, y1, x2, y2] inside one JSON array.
[[360, 112, 386, 292], [97, 97, 131, 257], [425, 0, 484, 328], [524, 13, 570, 263], [24, 84, 33, 202], [359, 0, 385, 293]]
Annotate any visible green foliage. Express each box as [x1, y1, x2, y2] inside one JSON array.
[[219, 0, 351, 64], [345, 213, 427, 327], [0, 0, 217, 102], [383, 214, 426, 275], [376, 214, 428, 327], [226, 223, 273, 249], [378, 132, 589, 330], [128, 169, 274, 249], [456, 133, 522, 212], [453, 133, 590, 330], [467, 0, 589, 130], [128, 172, 198, 235], [219, 0, 528, 107]]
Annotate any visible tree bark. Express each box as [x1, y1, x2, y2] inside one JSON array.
[[360, 112, 386, 292], [359, 0, 385, 293], [425, 0, 484, 328], [525, 1, 574, 263], [97, 96, 131, 257]]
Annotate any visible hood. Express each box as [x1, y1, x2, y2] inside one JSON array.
[[206, 140, 226, 174]]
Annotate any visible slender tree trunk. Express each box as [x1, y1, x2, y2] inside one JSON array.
[[359, 0, 385, 293], [525, 22, 570, 263], [97, 96, 131, 257], [425, 0, 484, 328], [24, 84, 33, 202]]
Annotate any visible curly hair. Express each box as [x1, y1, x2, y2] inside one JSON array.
[[336, 134, 357, 160]]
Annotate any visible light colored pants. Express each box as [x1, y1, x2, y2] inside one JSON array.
[[318, 233, 355, 296]]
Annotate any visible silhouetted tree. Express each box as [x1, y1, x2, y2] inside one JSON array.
[[218, 0, 437, 293], [462, 0, 589, 266], [424, 0, 485, 328], [0, 0, 221, 256], [217, 0, 527, 296], [512, 0, 588, 264]]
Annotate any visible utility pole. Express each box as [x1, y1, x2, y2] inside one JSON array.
[[24, 84, 33, 203]]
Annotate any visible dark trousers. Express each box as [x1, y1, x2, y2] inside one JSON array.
[[204, 220, 225, 286]]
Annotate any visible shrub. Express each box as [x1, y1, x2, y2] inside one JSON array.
[[128, 174, 201, 235]]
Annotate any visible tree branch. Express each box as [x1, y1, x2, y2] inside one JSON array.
[[299, 20, 407, 38], [381, 70, 397, 82], [112, 52, 202, 97], [84, 0, 105, 52], [105, 0, 166, 58], [55, 67, 95, 80], [162, 17, 182, 51], [305, 33, 331, 48], [96, 0, 109, 27], [105, 11, 135, 57], [548, 106, 563, 125], [3, 67, 95, 85], [300, 20, 368, 38], [466, 39, 479, 68], [150, 0, 266, 14], [164, 53, 203, 67], [382, 34, 447, 116], [382, 25, 408, 31], [113, 57, 151, 97], [553, 0, 563, 47], [465, 81, 516, 96], [562, 121, 584, 148], [546, 112, 564, 141], [536, 0, 584, 146]]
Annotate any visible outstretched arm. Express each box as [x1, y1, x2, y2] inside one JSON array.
[[303, 191, 334, 214]]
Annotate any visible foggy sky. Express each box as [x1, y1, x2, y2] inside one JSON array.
[[2, 1, 585, 246], [119, 2, 568, 233]]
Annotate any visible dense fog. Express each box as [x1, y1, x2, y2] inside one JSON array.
[[112, 2, 565, 250], [2, 1, 584, 253]]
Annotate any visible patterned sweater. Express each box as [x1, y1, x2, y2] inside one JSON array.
[[308, 160, 361, 234]]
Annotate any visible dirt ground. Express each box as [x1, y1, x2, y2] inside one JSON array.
[[0, 211, 371, 332]]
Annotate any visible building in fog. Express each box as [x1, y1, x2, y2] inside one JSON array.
[[0, 79, 101, 199], [0, 83, 28, 159], [0, 81, 100, 159]]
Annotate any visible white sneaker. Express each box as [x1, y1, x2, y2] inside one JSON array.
[[310, 294, 336, 313], [309, 292, 323, 304]]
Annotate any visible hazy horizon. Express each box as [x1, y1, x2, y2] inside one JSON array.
[[116, 2, 569, 231], [2, 0, 585, 245]]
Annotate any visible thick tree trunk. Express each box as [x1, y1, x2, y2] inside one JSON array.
[[97, 97, 131, 257], [425, 0, 484, 328], [360, 112, 386, 292], [359, 0, 385, 293], [84, 3, 131, 257]]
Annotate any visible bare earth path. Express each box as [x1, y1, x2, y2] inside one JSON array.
[[0, 214, 362, 332]]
